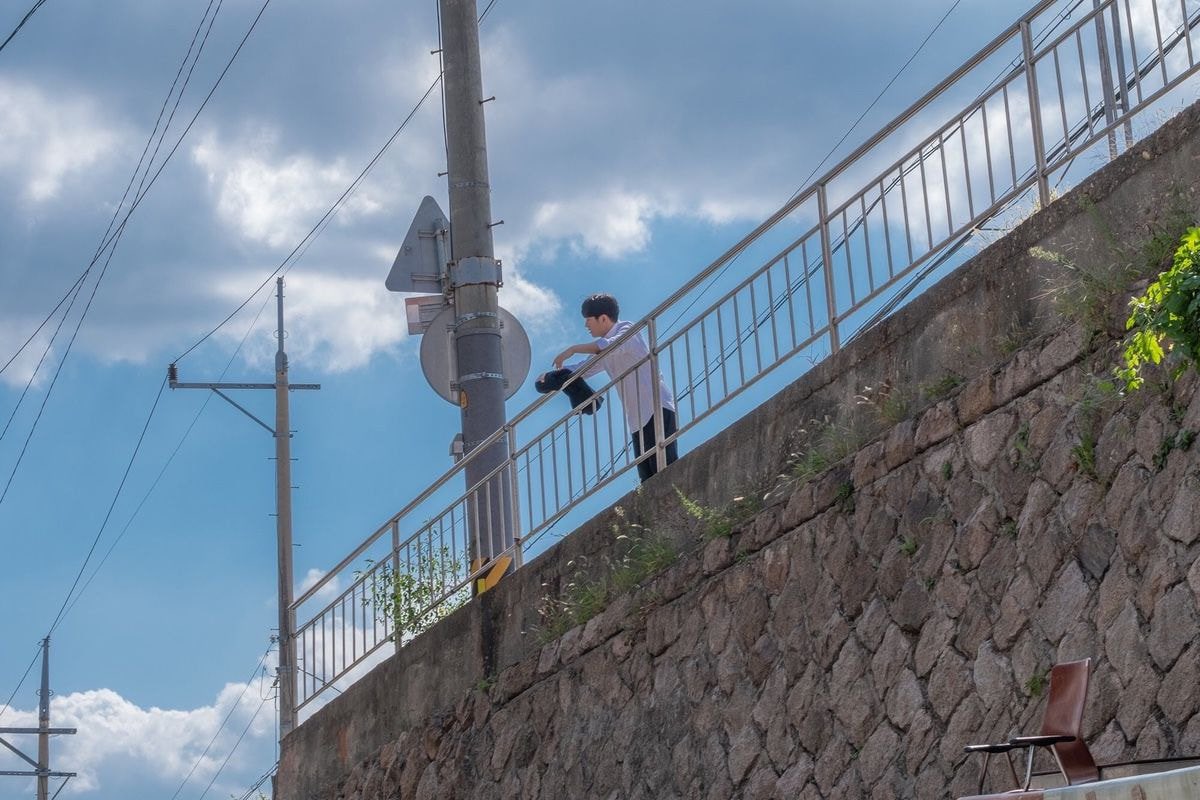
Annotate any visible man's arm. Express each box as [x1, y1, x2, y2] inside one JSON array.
[[553, 341, 600, 369]]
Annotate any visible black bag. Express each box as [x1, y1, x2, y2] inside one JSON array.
[[535, 368, 603, 415]]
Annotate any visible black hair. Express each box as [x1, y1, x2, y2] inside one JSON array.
[[581, 293, 619, 320]]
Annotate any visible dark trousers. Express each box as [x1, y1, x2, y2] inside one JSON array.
[[632, 408, 678, 483]]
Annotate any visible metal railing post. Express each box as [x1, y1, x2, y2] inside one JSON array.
[[390, 520, 401, 653], [1021, 19, 1053, 207], [507, 425, 523, 568], [647, 317, 667, 474], [816, 183, 841, 354], [1108, 0, 1135, 147], [285, 606, 298, 723], [1094, 0, 1120, 160]]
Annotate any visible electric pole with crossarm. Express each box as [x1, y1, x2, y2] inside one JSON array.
[[168, 277, 318, 739]]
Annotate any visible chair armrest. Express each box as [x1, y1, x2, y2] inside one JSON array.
[[964, 743, 1018, 754], [1008, 734, 1075, 747]]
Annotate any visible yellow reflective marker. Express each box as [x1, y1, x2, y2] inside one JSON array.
[[475, 555, 512, 594]]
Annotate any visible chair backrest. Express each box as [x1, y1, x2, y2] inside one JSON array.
[[1040, 658, 1099, 785]]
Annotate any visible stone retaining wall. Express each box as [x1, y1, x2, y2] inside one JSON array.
[[278, 102, 1200, 800], [300, 324, 1200, 799]]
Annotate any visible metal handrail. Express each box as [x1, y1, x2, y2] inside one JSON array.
[[290, 0, 1200, 715]]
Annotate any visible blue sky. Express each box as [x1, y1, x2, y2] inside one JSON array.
[[0, 1, 1114, 797]]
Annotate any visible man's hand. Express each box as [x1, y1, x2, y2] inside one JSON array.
[[553, 348, 574, 369]]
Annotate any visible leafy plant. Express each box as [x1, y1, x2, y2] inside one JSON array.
[[995, 321, 1035, 356], [1117, 227, 1200, 391], [920, 373, 964, 401], [535, 518, 678, 644], [940, 461, 954, 480], [1000, 519, 1018, 539], [1032, 246, 1131, 333], [1025, 667, 1050, 697], [788, 417, 864, 483], [675, 487, 761, 539], [1071, 432, 1097, 479], [1153, 429, 1197, 471], [358, 543, 470, 643], [612, 531, 678, 593], [1012, 422, 1038, 472], [1071, 375, 1114, 480], [855, 381, 910, 425], [834, 481, 856, 514], [899, 535, 918, 557]]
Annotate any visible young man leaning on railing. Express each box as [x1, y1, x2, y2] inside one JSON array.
[[540, 293, 678, 483]]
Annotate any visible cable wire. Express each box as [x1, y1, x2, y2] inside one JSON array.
[[93, 0, 222, 266], [478, 0, 500, 26], [45, 378, 167, 634], [61, 287, 277, 622], [0, 643, 41, 725], [233, 762, 278, 800], [169, 645, 273, 800], [0, 0, 47, 55], [177, 0, 506, 362], [0, 276, 84, 446], [0, 272, 86, 380], [0, 238, 127, 509], [0, 0, 258, 506], [197, 696, 270, 800], [0, 0, 223, 377], [784, 0, 965, 206], [173, 71, 444, 363], [660, 0, 966, 336]]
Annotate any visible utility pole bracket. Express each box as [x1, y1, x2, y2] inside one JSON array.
[[449, 256, 502, 288]]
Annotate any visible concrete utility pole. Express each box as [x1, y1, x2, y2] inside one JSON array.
[[168, 278, 318, 740], [36, 639, 48, 800], [0, 637, 76, 799], [439, 0, 514, 572], [272, 280, 298, 740]]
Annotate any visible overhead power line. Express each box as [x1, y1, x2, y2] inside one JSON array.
[[46, 379, 167, 634], [661, 0, 966, 336], [169, 645, 274, 800], [0, 0, 268, 512], [0, 0, 224, 380], [197, 696, 271, 800], [233, 762, 278, 800], [0, 643, 41, 725], [61, 287, 277, 623], [173, 71, 444, 363], [177, 0, 506, 361], [0, 278, 83, 447], [0, 0, 48, 56]]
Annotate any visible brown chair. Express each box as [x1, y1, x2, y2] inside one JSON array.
[[963, 658, 1100, 793]]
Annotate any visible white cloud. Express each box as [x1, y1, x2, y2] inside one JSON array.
[[205, 264, 559, 375], [474, 25, 793, 267], [0, 319, 57, 390], [192, 130, 387, 249], [0, 677, 276, 798], [497, 266, 563, 327], [298, 567, 340, 604], [0, 79, 122, 204], [211, 270, 409, 373], [528, 192, 659, 260]]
